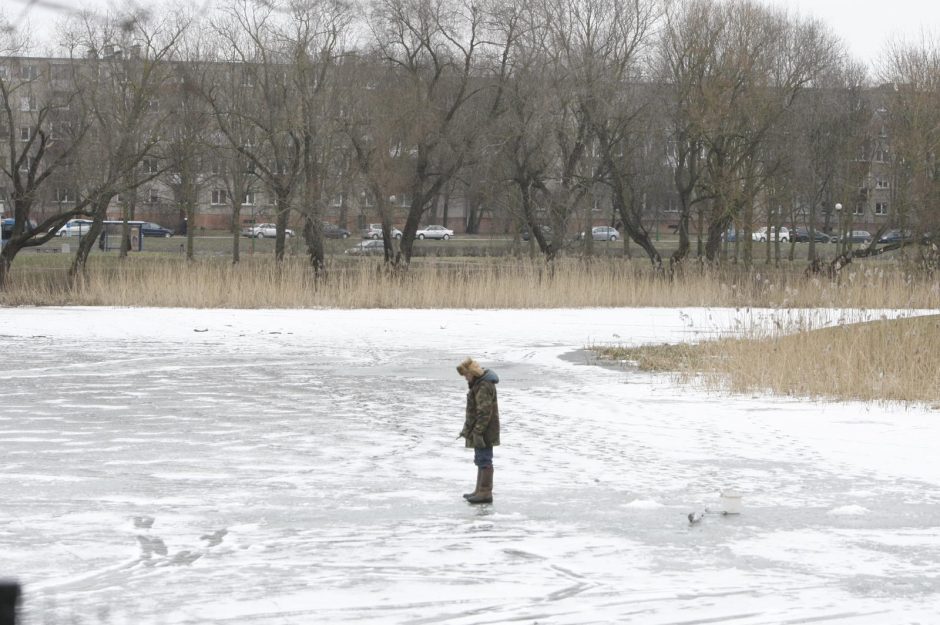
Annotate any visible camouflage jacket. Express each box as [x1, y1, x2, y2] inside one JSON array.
[[460, 369, 500, 448]]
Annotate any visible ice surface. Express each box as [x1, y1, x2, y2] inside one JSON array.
[[1, 306, 939, 624]]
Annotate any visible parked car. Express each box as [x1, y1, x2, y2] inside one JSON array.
[[345, 239, 386, 255], [838, 230, 872, 245], [362, 223, 402, 240], [521, 225, 553, 241], [723, 227, 738, 242], [241, 223, 295, 238], [752, 226, 790, 242], [877, 229, 913, 244], [140, 222, 174, 238], [55, 219, 94, 237], [2, 217, 37, 241], [322, 223, 351, 239], [578, 226, 620, 241], [792, 227, 832, 243], [415, 225, 454, 240]]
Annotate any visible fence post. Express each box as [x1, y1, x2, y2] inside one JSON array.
[[0, 581, 20, 625]]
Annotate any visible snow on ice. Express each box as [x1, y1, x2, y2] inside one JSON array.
[[1, 306, 939, 624]]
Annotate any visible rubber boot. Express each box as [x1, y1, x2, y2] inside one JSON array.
[[463, 468, 482, 500], [466, 466, 493, 504]]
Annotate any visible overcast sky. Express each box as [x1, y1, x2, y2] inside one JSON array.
[[756, 0, 938, 70], [6, 0, 938, 72]]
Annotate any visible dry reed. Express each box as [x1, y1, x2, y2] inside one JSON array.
[[596, 315, 940, 405], [1, 255, 939, 309]]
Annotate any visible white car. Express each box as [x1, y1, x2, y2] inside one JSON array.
[[362, 224, 402, 240], [241, 223, 295, 238], [345, 239, 386, 255], [752, 226, 789, 242], [578, 226, 620, 241], [55, 219, 94, 237], [415, 225, 454, 240]]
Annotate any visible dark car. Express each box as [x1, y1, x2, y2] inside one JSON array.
[[877, 229, 913, 244], [1, 217, 37, 241], [838, 230, 872, 245], [793, 227, 832, 243], [323, 223, 351, 239], [141, 222, 173, 237], [521, 225, 553, 241]]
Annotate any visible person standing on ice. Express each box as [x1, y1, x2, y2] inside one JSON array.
[[457, 357, 500, 504]]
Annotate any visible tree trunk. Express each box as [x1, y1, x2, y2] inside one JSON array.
[[231, 201, 242, 264], [0, 243, 20, 289], [303, 214, 325, 275], [68, 199, 112, 285], [274, 189, 290, 262], [398, 208, 422, 267], [119, 205, 132, 260], [184, 176, 197, 262]]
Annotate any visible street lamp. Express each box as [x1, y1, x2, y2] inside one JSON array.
[[834, 203, 843, 245]]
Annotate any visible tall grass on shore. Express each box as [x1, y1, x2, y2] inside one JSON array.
[[1, 255, 939, 309], [595, 315, 940, 405]]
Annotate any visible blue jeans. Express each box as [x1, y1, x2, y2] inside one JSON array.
[[474, 447, 494, 469]]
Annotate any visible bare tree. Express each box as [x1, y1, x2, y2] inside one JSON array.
[[0, 24, 91, 286], [767, 59, 869, 264], [657, 0, 722, 266], [161, 18, 214, 262], [199, 43, 260, 264], [659, 0, 841, 267], [879, 35, 940, 245], [363, 0, 511, 266], [284, 0, 350, 273], [563, 0, 661, 266], [58, 10, 186, 283], [207, 0, 303, 263], [341, 52, 410, 262]]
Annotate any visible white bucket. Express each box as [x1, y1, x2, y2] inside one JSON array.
[[720, 490, 743, 514]]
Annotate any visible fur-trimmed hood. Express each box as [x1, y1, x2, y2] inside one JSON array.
[[456, 357, 499, 384], [457, 357, 485, 378]]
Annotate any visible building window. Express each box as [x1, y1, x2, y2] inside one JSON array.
[[51, 64, 70, 81], [243, 191, 255, 205], [19, 156, 33, 174], [663, 197, 679, 213], [331, 194, 343, 207], [875, 202, 889, 216], [211, 189, 227, 205], [19, 95, 36, 111], [876, 178, 890, 189], [19, 65, 39, 80], [55, 188, 73, 203], [148, 188, 159, 203], [19, 127, 31, 142], [874, 149, 889, 163], [144, 158, 159, 174], [852, 203, 865, 216], [361, 192, 375, 207], [210, 161, 223, 175]]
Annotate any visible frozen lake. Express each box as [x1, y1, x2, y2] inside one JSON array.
[[1, 307, 939, 624]]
